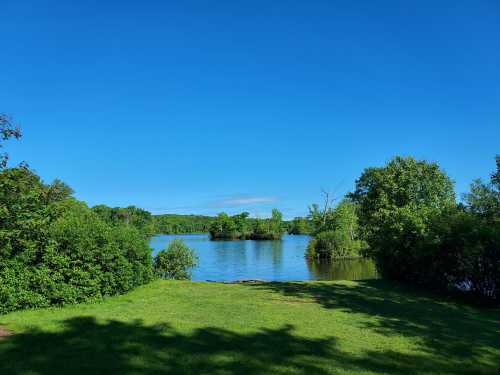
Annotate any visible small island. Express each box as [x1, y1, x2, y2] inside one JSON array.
[[209, 209, 285, 240]]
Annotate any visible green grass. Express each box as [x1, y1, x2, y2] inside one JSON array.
[[0, 280, 498, 375]]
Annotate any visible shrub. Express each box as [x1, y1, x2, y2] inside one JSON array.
[[0, 167, 155, 314], [48, 200, 154, 299], [430, 208, 500, 301], [288, 217, 312, 235], [307, 230, 365, 260], [154, 239, 198, 280]]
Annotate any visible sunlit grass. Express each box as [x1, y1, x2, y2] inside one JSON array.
[[0, 280, 498, 374]]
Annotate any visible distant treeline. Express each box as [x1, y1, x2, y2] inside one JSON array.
[[154, 214, 215, 234], [91, 205, 313, 237], [90, 206, 214, 236]]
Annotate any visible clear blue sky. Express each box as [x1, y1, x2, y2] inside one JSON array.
[[2, 0, 499, 218]]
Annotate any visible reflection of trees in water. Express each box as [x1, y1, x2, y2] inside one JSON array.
[[307, 259, 379, 281], [271, 241, 283, 270], [252, 241, 284, 271], [214, 240, 249, 267]]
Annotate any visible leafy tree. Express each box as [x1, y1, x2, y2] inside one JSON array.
[[492, 155, 500, 188], [308, 191, 337, 235], [209, 213, 239, 239], [0, 167, 154, 313], [464, 155, 500, 220], [0, 167, 63, 261], [154, 239, 198, 280], [349, 156, 456, 280], [427, 207, 499, 300], [92, 205, 155, 238], [270, 208, 284, 235], [288, 217, 312, 235], [0, 114, 21, 169], [307, 230, 363, 259], [306, 199, 366, 259]]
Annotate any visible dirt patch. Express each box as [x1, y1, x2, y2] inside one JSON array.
[[0, 326, 14, 340]]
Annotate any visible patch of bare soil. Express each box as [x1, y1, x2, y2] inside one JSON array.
[[0, 326, 14, 340]]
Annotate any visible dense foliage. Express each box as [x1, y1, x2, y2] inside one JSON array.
[[154, 239, 198, 280], [92, 205, 156, 237], [350, 156, 499, 302], [287, 217, 313, 235], [154, 214, 214, 234], [209, 209, 285, 240], [306, 199, 366, 260], [0, 166, 154, 314]]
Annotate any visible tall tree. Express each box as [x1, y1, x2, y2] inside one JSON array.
[[349, 156, 456, 280]]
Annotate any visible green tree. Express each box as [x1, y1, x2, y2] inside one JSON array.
[[209, 213, 239, 240], [288, 217, 312, 235], [92, 205, 155, 238], [349, 156, 455, 280], [154, 239, 198, 280], [308, 191, 337, 234], [464, 155, 500, 220], [270, 208, 284, 236], [0, 114, 21, 169], [0, 167, 154, 313], [306, 199, 365, 260]]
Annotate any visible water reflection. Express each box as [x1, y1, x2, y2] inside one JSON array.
[[307, 258, 379, 281], [150, 234, 378, 282]]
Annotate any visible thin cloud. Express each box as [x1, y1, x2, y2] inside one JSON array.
[[209, 195, 278, 208], [145, 194, 279, 215]]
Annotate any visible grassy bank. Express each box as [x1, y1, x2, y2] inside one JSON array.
[[0, 280, 498, 375]]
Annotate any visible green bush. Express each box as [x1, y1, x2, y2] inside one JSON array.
[[307, 230, 365, 260], [429, 208, 500, 301], [154, 239, 198, 280], [288, 217, 312, 235], [0, 167, 154, 314]]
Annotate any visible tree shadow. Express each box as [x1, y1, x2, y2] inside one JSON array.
[[0, 317, 336, 375], [0, 309, 498, 374], [246, 280, 500, 373]]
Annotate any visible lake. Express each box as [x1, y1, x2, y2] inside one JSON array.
[[150, 234, 379, 282]]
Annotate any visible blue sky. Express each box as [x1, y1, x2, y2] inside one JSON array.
[[1, 0, 499, 218]]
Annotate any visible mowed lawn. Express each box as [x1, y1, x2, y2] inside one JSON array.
[[0, 280, 498, 375]]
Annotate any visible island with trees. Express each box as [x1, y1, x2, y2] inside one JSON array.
[[209, 209, 286, 240]]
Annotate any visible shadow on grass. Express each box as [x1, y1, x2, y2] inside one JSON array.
[[246, 280, 500, 373], [0, 317, 336, 375], [0, 281, 498, 374]]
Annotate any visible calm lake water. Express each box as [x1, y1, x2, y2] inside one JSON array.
[[150, 234, 378, 282]]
